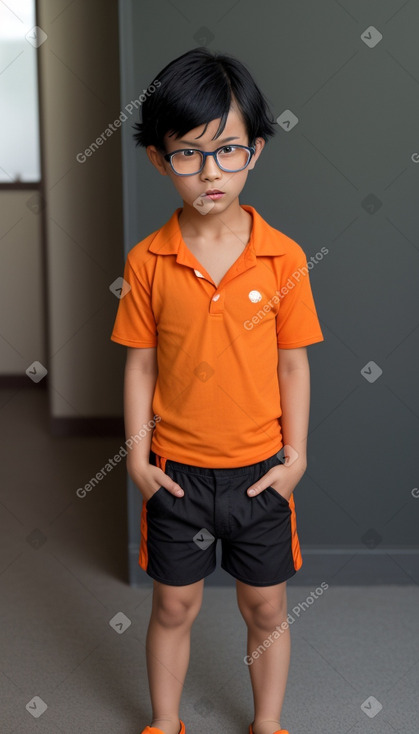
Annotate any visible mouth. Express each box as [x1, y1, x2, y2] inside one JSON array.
[[202, 190, 225, 199]]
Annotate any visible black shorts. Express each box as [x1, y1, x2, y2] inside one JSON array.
[[138, 450, 303, 587]]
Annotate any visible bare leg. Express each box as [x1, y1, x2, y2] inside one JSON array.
[[237, 580, 290, 734], [145, 578, 204, 734]]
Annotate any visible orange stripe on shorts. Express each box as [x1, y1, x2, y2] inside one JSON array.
[[289, 492, 303, 571], [138, 454, 167, 571]]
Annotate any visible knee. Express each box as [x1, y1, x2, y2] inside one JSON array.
[[153, 594, 201, 629], [239, 598, 287, 632]]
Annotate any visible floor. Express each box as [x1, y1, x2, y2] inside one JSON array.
[[1, 388, 418, 734]]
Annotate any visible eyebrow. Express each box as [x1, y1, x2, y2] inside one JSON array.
[[178, 136, 241, 146]]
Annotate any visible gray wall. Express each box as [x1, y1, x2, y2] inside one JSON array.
[[118, 0, 419, 586]]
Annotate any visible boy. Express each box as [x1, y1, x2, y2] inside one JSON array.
[[111, 47, 324, 734]]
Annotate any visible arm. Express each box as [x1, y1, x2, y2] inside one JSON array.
[[246, 346, 309, 500], [277, 346, 310, 471], [124, 346, 158, 469], [124, 347, 184, 500]]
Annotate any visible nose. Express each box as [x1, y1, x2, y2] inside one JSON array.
[[200, 153, 222, 180]]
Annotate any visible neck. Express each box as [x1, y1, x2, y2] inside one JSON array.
[[179, 198, 248, 239]]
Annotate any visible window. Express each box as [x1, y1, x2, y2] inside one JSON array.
[[0, 0, 40, 182]]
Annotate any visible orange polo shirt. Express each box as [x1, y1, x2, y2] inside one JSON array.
[[110, 204, 324, 468]]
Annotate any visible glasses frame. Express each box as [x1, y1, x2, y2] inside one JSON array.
[[163, 144, 256, 176]]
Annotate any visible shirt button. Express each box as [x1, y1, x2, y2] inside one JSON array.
[[194, 269, 204, 278], [212, 294, 220, 301]]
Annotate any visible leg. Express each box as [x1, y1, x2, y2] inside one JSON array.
[[236, 579, 290, 734], [146, 578, 204, 734]]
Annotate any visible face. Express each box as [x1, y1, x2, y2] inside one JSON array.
[[146, 103, 265, 213]]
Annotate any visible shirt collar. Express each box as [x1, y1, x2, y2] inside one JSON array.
[[147, 205, 288, 260]]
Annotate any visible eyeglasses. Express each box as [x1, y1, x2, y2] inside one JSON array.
[[163, 144, 256, 176]]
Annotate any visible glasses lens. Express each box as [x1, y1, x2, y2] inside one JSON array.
[[216, 146, 250, 171], [171, 150, 203, 174]]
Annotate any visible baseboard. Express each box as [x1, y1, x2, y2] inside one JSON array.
[[50, 416, 124, 436], [128, 544, 419, 587], [0, 375, 48, 389], [0, 379, 124, 436]]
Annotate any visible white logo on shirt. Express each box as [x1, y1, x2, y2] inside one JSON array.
[[248, 290, 262, 303]]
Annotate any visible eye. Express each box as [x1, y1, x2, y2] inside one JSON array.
[[220, 146, 235, 154], [181, 149, 198, 157]]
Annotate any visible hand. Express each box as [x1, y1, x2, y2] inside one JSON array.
[[246, 459, 307, 503], [127, 461, 184, 503]]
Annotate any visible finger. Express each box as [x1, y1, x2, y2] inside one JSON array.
[[247, 467, 283, 496], [165, 478, 184, 497], [247, 481, 267, 497]]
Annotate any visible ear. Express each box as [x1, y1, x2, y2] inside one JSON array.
[[247, 137, 265, 171], [146, 145, 168, 176]]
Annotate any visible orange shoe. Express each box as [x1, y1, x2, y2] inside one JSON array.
[[141, 721, 185, 734], [249, 724, 289, 734]]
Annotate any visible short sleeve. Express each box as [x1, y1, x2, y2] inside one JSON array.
[[276, 253, 324, 348], [110, 254, 157, 347]]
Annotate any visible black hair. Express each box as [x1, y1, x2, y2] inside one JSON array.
[[132, 47, 277, 152]]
